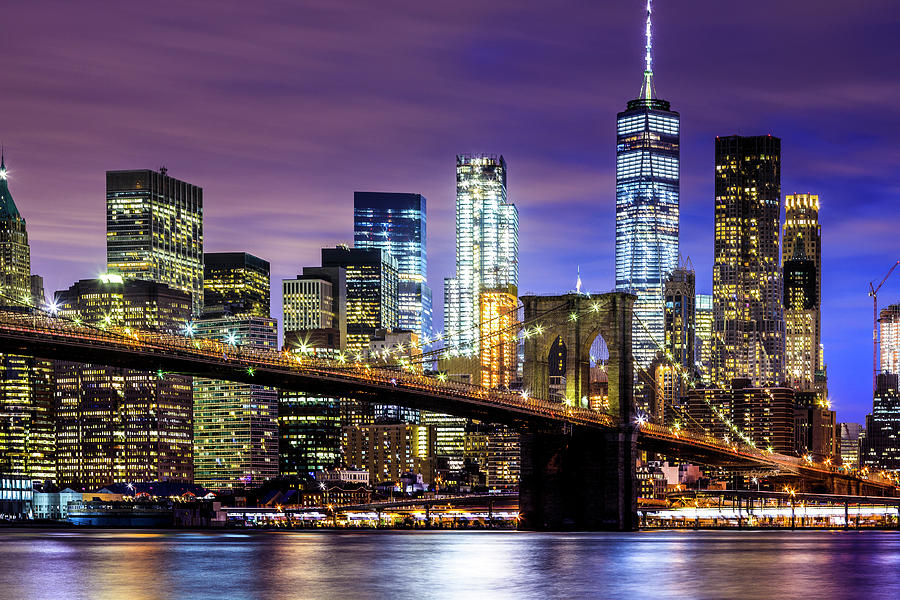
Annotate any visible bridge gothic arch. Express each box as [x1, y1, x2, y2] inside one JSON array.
[[521, 292, 635, 423]]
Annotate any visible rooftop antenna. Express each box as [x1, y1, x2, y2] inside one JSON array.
[[640, 0, 656, 100]]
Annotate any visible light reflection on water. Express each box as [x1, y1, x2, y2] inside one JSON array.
[[0, 529, 899, 599]]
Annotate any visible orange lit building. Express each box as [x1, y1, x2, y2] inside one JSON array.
[[478, 286, 518, 389]]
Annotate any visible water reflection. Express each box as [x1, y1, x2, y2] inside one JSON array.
[[0, 529, 898, 599]]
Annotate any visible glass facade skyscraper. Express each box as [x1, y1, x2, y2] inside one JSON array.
[[615, 1, 680, 370], [354, 192, 432, 344], [444, 155, 518, 354], [106, 168, 204, 315]]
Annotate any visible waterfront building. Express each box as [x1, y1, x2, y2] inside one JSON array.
[[203, 252, 270, 318], [342, 423, 435, 485], [839, 422, 865, 468], [861, 374, 900, 472], [106, 168, 203, 314], [881, 304, 900, 376], [282, 266, 346, 352], [54, 277, 193, 489], [279, 391, 341, 478], [713, 135, 784, 386], [32, 487, 82, 520], [354, 192, 432, 344], [486, 426, 520, 490], [278, 306, 343, 478], [444, 154, 518, 355], [0, 155, 54, 481], [694, 294, 714, 384], [479, 286, 518, 390], [0, 474, 33, 518], [193, 315, 279, 491], [321, 246, 398, 354], [615, 1, 680, 370]]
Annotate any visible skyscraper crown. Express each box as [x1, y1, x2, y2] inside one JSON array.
[[639, 0, 656, 101]]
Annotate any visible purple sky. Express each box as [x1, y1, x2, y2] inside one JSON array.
[[3, 0, 899, 423]]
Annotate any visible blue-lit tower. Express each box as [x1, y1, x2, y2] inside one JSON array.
[[615, 0, 680, 370], [354, 192, 432, 345]]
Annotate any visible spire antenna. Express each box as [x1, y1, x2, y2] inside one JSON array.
[[640, 0, 656, 100]]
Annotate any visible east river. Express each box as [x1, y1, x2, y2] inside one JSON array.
[[1, 529, 899, 599]]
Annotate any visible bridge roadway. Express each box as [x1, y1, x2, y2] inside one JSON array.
[[0, 310, 894, 496]]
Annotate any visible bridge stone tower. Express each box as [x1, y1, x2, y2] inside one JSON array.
[[521, 292, 634, 422], [518, 292, 638, 530]]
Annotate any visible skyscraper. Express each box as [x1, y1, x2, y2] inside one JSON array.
[[713, 135, 784, 386], [881, 304, 900, 376], [783, 239, 818, 390], [479, 286, 518, 390], [615, 0, 680, 370], [0, 154, 55, 480], [354, 192, 432, 344], [694, 293, 714, 384], [783, 194, 823, 392], [106, 168, 204, 314], [54, 276, 193, 489], [203, 252, 270, 318], [655, 262, 695, 421], [321, 246, 398, 354], [280, 263, 347, 478], [861, 373, 900, 472], [282, 266, 346, 351], [663, 262, 695, 371], [444, 155, 518, 355], [193, 315, 279, 490]]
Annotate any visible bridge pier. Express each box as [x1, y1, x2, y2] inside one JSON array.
[[518, 424, 637, 531]]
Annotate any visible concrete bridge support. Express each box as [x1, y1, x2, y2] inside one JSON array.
[[518, 424, 638, 531]]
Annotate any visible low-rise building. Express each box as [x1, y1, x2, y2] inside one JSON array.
[[315, 469, 370, 486], [32, 488, 83, 519], [0, 474, 33, 519]]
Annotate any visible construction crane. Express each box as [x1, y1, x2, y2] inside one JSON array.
[[868, 260, 900, 393]]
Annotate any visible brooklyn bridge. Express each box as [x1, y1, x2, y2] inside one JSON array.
[[0, 291, 893, 530]]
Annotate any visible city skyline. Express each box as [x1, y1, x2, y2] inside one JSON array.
[[2, 1, 899, 422]]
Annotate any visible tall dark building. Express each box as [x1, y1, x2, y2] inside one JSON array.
[[0, 154, 55, 481], [106, 168, 203, 314], [203, 252, 270, 318], [615, 0, 680, 370], [861, 374, 900, 472], [713, 135, 784, 387], [321, 246, 398, 354], [354, 192, 432, 344], [54, 276, 193, 489]]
